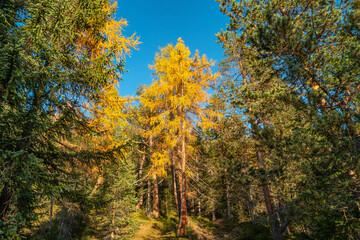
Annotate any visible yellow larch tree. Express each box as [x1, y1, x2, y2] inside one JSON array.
[[86, 85, 133, 193], [77, 0, 139, 194], [76, 1, 139, 62], [136, 96, 168, 218], [54, 0, 139, 194], [139, 38, 219, 236]]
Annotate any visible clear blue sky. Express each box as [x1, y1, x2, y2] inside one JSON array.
[[116, 0, 228, 97]]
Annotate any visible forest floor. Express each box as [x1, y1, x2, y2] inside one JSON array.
[[129, 212, 224, 240], [129, 211, 272, 240]]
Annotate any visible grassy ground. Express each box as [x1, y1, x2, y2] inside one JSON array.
[[129, 212, 272, 240], [32, 207, 274, 239], [129, 212, 189, 240]]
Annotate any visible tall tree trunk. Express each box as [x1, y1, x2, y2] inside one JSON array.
[[212, 197, 216, 221], [136, 145, 146, 209], [177, 171, 187, 236], [147, 179, 151, 216], [176, 172, 181, 218], [196, 157, 201, 217], [256, 149, 283, 240], [248, 187, 256, 223], [198, 199, 201, 217], [148, 136, 159, 218], [152, 175, 159, 218], [177, 128, 187, 236], [169, 113, 180, 215], [170, 149, 179, 215], [226, 178, 231, 220]]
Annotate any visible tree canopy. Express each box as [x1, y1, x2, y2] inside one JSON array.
[[0, 0, 359, 239]]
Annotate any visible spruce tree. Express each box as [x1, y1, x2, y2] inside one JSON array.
[[217, 0, 360, 238]]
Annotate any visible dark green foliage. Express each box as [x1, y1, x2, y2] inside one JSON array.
[[87, 163, 139, 240], [0, 0, 130, 238], [230, 222, 272, 240], [217, 0, 360, 239], [0, 150, 52, 238]]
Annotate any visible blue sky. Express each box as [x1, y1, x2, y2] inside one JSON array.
[[116, 0, 228, 97]]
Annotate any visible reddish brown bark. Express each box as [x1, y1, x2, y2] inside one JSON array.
[[177, 171, 187, 236], [256, 149, 283, 240], [136, 145, 146, 209], [147, 137, 153, 216], [258, 153, 274, 215], [153, 175, 159, 218], [147, 179, 151, 216], [170, 150, 179, 214], [90, 175, 104, 196], [177, 125, 188, 236]]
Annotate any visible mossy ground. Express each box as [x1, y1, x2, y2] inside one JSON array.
[[129, 212, 273, 240]]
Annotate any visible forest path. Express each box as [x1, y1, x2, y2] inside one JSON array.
[[129, 212, 221, 240], [129, 218, 162, 239], [129, 215, 187, 240]]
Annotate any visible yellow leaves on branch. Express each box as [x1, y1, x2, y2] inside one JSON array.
[[148, 38, 218, 102], [76, 1, 140, 65], [81, 84, 133, 180], [141, 38, 220, 137], [139, 38, 220, 176], [100, 2, 140, 59], [87, 84, 133, 154], [149, 150, 169, 177], [75, 1, 139, 161]]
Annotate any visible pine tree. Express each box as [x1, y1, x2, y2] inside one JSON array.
[[0, 0, 138, 237], [217, 0, 360, 238]]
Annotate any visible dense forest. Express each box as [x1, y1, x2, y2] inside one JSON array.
[[0, 0, 359, 239]]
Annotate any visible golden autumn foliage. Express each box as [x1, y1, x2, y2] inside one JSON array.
[[85, 84, 134, 180], [139, 37, 219, 177], [88, 85, 132, 153], [76, 1, 139, 63], [83, 0, 138, 148], [76, 1, 139, 178]]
